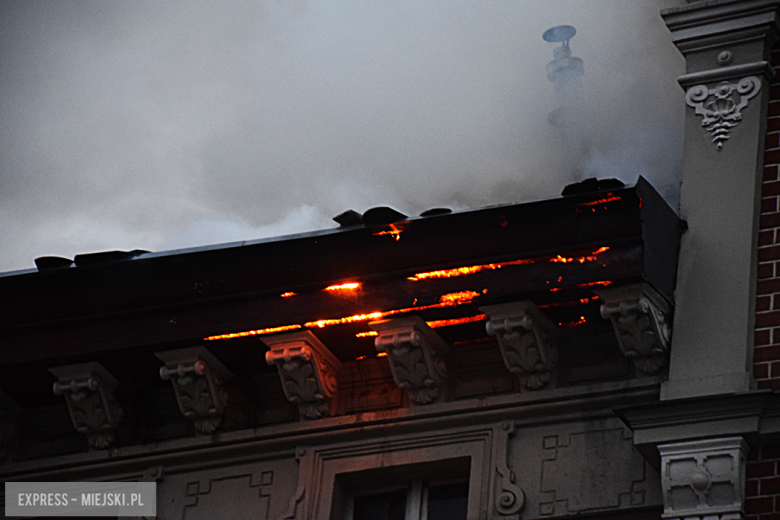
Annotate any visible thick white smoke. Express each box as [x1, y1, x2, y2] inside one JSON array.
[[0, 1, 685, 272]]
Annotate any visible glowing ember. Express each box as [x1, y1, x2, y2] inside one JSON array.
[[576, 194, 621, 207], [549, 280, 612, 292], [407, 259, 536, 281], [538, 297, 598, 309], [373, 224, 404, 241], [204, 324, 302, 341], [377, 352, 387, 357], [426, 314, 487, 328], [559, 316, 587, 328], [325, 282, 361, 292], [355, 355, 367, 361], [439, 290, 482, 304], [356, 331, 379, 338], [280, 292, 296, 298], [408, 247, 609, 281], [305, 311, 384, 328]]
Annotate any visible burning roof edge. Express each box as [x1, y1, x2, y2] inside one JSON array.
[[3, 176, 673, 278]]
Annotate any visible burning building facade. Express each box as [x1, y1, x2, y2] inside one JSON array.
[[2, 1, 780, 519]]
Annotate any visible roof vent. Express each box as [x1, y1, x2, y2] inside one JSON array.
[[361, 207, 407, 225], [34, 256, 75, 271], [332, 210, 363, 227], [561, 177, 625, 197], [419, 208, 452, 217], [73, 250, 148, 267]]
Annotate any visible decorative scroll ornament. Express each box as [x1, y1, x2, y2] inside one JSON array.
[[658, 437, 747, 520], [685, 76, 761, 150], [263, 331, 342, 420], [492, 422, 525, 519], [595, 283, 672, 375], [156, 347, 232, 434], [370, 316, 450, 405], [481, 301, 560, 390], [49, 362, 123, 449]]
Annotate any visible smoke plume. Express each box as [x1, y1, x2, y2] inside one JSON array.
[[0, 1, 685, 272]]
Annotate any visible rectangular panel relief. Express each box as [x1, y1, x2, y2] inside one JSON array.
[[156, 456, 299, 520], [509, 418, 662, 518]]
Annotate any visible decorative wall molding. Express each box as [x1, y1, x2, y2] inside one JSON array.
[[481, 301, 560, 390], [595, 283, 672, 375], [49, 362, 124, 450], [684, 76, 761, 150], [370, 316, 450, 405], [540, 427, 650, 516], [155, 347, 232, 435], [263, 331, 342, 420], [658, 437, 747, 520], [183, 472, 274, 519], [491, 422, 525, 519]]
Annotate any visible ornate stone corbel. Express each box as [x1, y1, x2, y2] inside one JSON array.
[[49, 362, 123, 449], [658, 437, 747, 520], [369, 316, 449, 405], [685, 76, 761, 150], [481, 301, 559, 390], [155, 346, 232, 434], [263, 331, 342, 420], [595, 283, 672, 375]]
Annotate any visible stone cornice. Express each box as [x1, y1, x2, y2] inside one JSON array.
[[662, 0, 780, 54], [0, 377, 662, 482], [616, 390, 780, 468], [677, 60, 775, 86]]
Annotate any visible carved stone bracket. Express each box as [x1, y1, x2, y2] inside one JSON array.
[[263, 331, 342, 420], [595, 283, 672, 375], [491, 422, 525, 519], [658, 437, 747, 520], [155, 346, 232, 434], [685, 76, 761, 150], [49, 362, 123, 449], [481, 301, 560, 391], [370, 316, 450, 405]]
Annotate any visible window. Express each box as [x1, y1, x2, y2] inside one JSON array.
[[348, 480, 469, 520]]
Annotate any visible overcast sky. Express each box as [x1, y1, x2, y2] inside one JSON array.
[[0, 1, 685, 273]]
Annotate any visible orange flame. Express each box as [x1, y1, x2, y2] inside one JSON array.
[[426, 314, 487, 328], [559, 316, 587, 328], [373, 224, 403, 241], [356, 331, 379, 338], [408, 247, 609, 281], [355, 351, 388, 361], [549, 280, 612, 292], [538, 297, 598, 309], [439, 290, 481, 304], [204, 324, 302, 341], [280, 292, 296, 298], [325, 282, 361, 292], [305, 311, 384, 328], [577, 194, 621, 207]]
